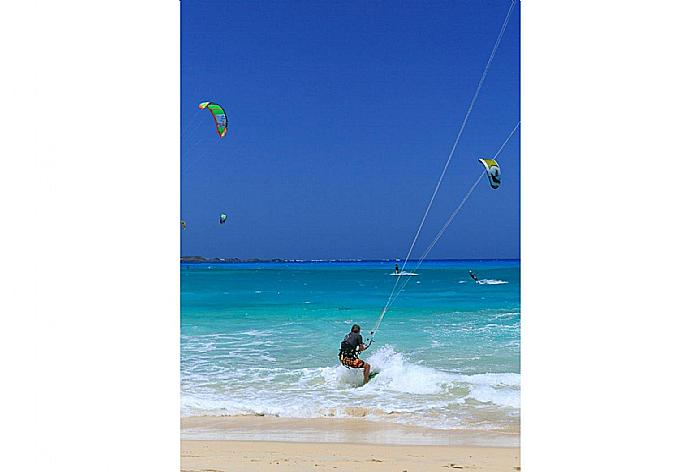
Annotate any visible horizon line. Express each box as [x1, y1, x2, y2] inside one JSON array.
[[180, 256, 520, 263]]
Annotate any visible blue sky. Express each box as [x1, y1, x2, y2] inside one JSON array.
[[181, 0, 519, 260]]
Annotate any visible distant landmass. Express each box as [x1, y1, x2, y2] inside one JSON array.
[[181, 256, 297, 263], [181, 256, 518, 263], [180, 256, 384, 263]]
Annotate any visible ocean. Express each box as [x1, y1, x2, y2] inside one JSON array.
[[181, 260, 520, 434]]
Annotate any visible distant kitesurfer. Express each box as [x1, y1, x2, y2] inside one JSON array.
[[395, 264, 400, 274], [469, 270, 479, 283], [339, 324, 371, 384]]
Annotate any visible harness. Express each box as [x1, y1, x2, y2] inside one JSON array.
[[339, 342, 358, 360], [338, 333, 372, 368]]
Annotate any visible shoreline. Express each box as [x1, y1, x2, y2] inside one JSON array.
[[181, 416, 519, 448]]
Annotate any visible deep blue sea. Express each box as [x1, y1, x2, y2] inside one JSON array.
[[181, 260, 519, 432]]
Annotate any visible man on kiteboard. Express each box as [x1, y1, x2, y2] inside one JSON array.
[[339, 324, 371, 384], [469, 270, 479, 283]]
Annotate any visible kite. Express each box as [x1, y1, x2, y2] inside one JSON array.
[[180, 220, 187, 230], [478, 158, 501, 189], [219, 213, 228, 224], [198, 101, 228, 138]]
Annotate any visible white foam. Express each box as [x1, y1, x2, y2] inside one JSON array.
[[181, 345, 520, 429], [238, 329, 272, 337], [365, 346, 455, 394], [467, 384, 520, 408], [457, 372, 521, 387], [476, 279, 508, 285]]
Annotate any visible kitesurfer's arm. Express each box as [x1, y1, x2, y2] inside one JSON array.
[[356, 333, 366, 353]]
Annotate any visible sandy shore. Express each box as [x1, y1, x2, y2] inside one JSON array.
[[181, 440, 519, 472], [181, 417, 519, 471]]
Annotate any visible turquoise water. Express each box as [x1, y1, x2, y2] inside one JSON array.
[[181, 260, 520, 432]]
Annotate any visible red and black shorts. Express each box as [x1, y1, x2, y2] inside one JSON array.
[[339, 353, 365, 369]]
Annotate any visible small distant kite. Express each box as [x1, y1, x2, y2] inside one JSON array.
[[180, 220, 187, 230], [198, 101, 228, 138], [219, 213, 228, 224], [478, 158, 501, 189]]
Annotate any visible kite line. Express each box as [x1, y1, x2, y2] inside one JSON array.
[[370, 0, 518, 340]]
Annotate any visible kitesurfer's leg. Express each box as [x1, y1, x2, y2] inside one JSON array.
[[363, 362, 371, 384]]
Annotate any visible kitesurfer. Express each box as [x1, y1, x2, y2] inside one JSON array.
[[395, 264, 400, 274], [339, 324, 371, 384], [469, 270, 479, 283]]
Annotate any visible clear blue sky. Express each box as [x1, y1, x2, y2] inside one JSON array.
[[181, 0, 520, 260]]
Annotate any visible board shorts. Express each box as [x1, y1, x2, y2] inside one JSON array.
[[339, 353, 365, 369]]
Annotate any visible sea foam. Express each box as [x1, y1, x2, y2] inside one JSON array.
[[181, 345, 520, 423]]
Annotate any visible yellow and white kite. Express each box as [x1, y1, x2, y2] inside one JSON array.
[[478, 158, 501, 189]]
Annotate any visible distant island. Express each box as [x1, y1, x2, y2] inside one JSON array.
[[180, 256, 385, 263], [181, 256, 518, 263], [181, 256, 300, 263]]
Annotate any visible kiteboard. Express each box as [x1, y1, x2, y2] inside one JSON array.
[[389, 272, 418, 276]]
